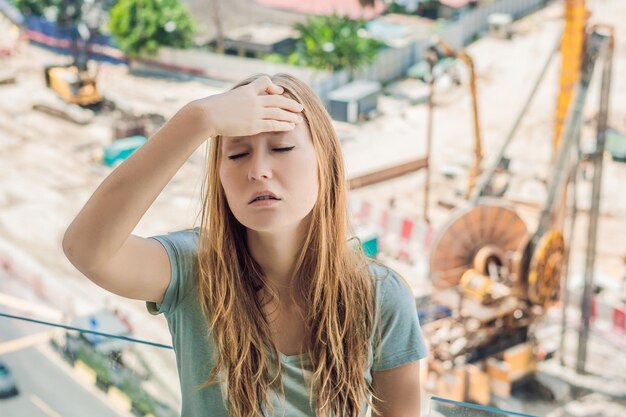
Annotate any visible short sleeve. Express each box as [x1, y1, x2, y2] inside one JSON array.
[[371, 264, 429, 371], [146, 227, 200, 316]]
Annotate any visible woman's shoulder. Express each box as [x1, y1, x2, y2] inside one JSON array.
[[151, 227, 201, 252], [160, 226, 201, 240], [146, 227, 202, 316], [367, 261, 414, 304], [367, 261, 429, 369]]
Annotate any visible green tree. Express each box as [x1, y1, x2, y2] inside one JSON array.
[[109, 0, 196, 57], [293, 14, 383, 73], [11, 0, 59, 17]]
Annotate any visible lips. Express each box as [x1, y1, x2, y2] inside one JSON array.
[[249, 190, 281, 204]]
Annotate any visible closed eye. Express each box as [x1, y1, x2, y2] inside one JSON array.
[[274, 146, 295, 153], [228, 153, 248, 160], [227, 146, 295, 160]]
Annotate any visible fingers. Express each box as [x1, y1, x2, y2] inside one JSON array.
[[262, 107, 302, 124], [259, 120, 296, 132], [261, 94, 304, 113], [251, 75, 283, 95], [266, 83, 284, 95], [245, 76, 303, 135]]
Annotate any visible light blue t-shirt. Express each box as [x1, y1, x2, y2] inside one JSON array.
[[146, 227, 428, 417]]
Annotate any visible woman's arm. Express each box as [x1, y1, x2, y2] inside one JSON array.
[[372, 361, 422, 417], [62, 76, 302, 303]]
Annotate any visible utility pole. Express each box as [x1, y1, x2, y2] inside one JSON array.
[[423, 46, 438, 224], [576, 26, 614, 374]]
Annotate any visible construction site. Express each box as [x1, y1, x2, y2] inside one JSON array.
[[1, 0, 625, 416]]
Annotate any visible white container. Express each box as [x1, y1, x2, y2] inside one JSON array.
[[488, 13, 513, 39]]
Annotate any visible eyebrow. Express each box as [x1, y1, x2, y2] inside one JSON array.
[[225, 137, 248, 146], [223, 133, 288, 149]]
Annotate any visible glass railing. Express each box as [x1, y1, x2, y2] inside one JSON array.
[[429, 396, 537, 417], [1, 307, 537, 417], [0, 308, 180, 417]]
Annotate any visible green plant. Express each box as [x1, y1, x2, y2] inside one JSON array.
[[121, 377, 156, 415], [10, 0, 58, 16], [262, 53, 285, 63], [109, 0, 196, 57], [292, 14, 383, 72], [386, 2, 408, 14], [75, 341, 115, 386], [70, 336, 162, 415]]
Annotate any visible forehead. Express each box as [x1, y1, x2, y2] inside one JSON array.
[[221, 122, 311, 149], [224, 132, 285, 145]]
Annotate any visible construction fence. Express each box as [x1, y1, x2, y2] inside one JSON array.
[[2, 0, 551, 103], [138, 0, 550, 103]]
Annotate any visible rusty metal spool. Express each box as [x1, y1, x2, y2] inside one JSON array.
[[510, 233, 532, 296], [429, 199, 529, 290], [528, 230, 565, 307], [473, 245, 507, 276]]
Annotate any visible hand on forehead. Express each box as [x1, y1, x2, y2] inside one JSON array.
[[221, 90, 305, 145]]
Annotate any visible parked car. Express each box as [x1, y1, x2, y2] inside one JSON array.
[[0, 361, 19, 398]]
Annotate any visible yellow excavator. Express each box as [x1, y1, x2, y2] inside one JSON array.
[[44, 63, 102, 106], [43, 0, 103, 107]]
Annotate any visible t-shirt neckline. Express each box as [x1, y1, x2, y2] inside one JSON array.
[[277, 350, 310, 364]]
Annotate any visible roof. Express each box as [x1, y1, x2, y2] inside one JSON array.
[[181, 0, 305, 42], [328, 80, 382, 102], [366, 13, 437, 47], [225, 24, 298, 46], [254, 0, 386, 20], [439, 0, 474, 8]]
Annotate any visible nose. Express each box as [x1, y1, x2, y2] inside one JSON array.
[[247, 150, 272, 181]]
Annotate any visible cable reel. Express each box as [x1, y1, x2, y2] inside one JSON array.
[[527, 230, 565, 307]]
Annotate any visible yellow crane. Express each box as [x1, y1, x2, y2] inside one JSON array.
[[554, 0, 588, 153]]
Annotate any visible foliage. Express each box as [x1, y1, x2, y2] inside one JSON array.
[[262, 52, 299, 66], [109, 0, 196, 57], [292, 14, 383, 72], [11, 0, 59, 17], [386, 2, 409, 14], [262, 53, 285, 64], [74, 338, 115, 386], [69, 336, 176, 417]]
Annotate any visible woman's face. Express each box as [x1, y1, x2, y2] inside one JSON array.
[[219, 119, 319, 233]]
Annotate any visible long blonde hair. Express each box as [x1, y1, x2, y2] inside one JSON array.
[[197, 73, 377, 417]]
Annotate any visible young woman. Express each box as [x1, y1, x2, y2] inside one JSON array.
[[63, 74, 428, 417]]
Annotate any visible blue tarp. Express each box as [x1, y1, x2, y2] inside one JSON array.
[[0, 0, 127, 64]]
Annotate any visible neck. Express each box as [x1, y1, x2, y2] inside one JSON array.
[[246, 216, 310, 299]]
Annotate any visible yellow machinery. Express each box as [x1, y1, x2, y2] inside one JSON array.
[[553, 0, 587, 153], [423, 15, 614, 404], [429, 39, 483, 199], [44, 64, 103, 107], [422, 38, 483, 223], [41, 0, 105, 107]]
